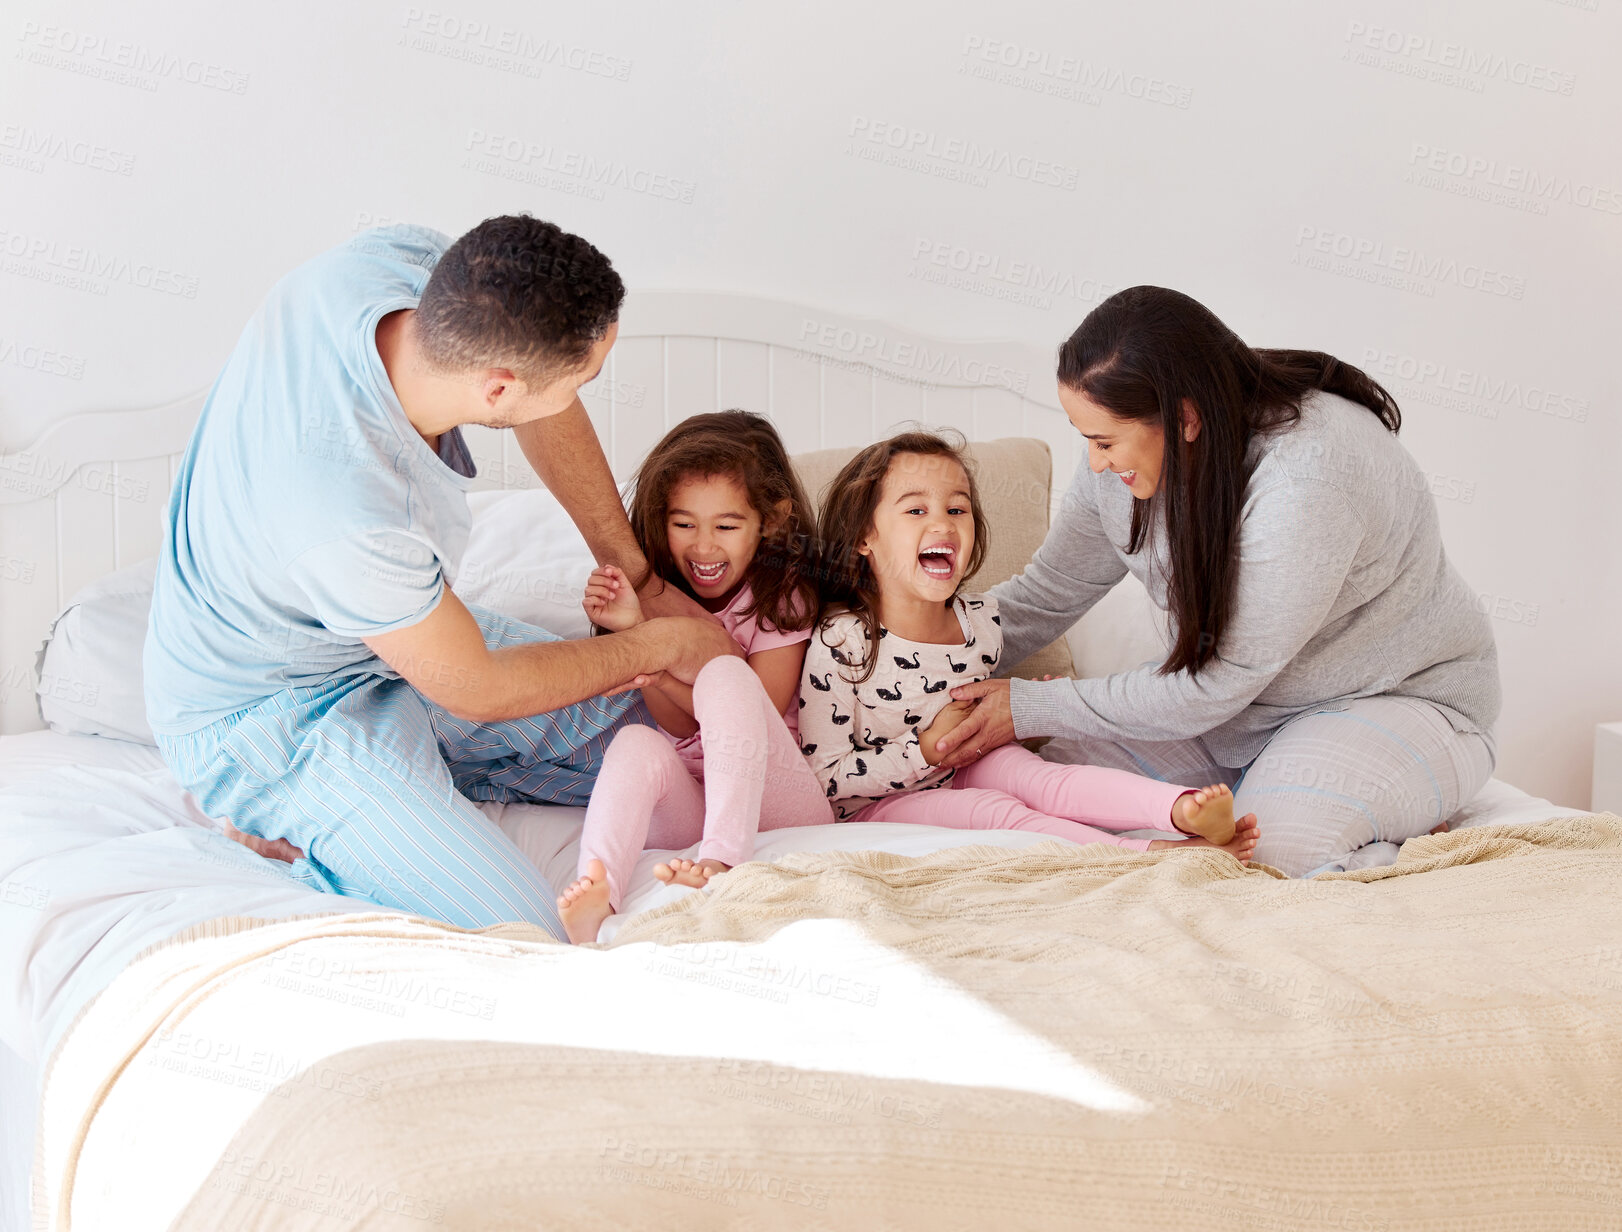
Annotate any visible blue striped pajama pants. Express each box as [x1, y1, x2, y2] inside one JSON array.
[[157, 606, 648, 938], [1038, 694, 1495, 878]]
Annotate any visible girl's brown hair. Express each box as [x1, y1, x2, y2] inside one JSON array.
[[627, 410, 818, 633], [814, 430, 989, 682]]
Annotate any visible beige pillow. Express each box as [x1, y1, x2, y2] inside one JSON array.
[[792, 437, 1075, 680]]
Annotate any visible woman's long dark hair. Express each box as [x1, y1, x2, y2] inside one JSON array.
[[814, 430, 989, 683], [627, 410, 818, 633], [1058, 286, 1401, 676]]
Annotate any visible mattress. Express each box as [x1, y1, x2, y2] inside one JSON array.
[[0, 727, 1586, 1232]]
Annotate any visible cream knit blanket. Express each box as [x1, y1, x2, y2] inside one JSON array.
[[36, 816, 1622, 1231]]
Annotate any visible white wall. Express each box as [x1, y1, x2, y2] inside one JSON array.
[[1, 0, 1617, 805]]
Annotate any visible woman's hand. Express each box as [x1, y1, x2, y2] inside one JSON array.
[[935, 678, 1017, 770], [583, 564, 645, 632]]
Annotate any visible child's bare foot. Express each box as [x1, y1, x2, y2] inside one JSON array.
[[652, 857, 730, 889], [1171, 784, 1236, 846], [557, 859, 614, 944], [1149, 811, 1258, 862]]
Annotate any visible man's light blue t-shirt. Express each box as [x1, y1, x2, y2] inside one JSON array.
[[145, 225, 479, 736]]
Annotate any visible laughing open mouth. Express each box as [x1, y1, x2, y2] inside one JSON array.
[[918, 544, 956, 580], [688, 560, 729, 586]]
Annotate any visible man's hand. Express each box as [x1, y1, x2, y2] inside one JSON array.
[[583, 564, 645, 632], [635, 571, 716, 622], [935, 678, 1018, 770], [596, 667, 666, 698], [365, 586, 716, 723], [920, 699, 976, 767], [639, 615, 745, 683]]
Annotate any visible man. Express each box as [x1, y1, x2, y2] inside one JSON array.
[[145, 216, 737, 939]]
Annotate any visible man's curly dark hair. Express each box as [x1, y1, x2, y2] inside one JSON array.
[[415, 214, 625, 384]]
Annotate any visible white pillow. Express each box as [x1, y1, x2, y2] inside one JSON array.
[[455, 488, 596, 639], [34, 488, 599, 745], [35, 560, 157, 745]]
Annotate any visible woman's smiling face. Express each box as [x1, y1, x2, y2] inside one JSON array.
[[1059, 383, 1168, 499]]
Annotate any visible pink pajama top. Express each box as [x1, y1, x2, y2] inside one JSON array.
[[665, 582, 811, 776]]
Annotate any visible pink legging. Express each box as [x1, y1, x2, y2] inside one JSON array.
[[850, 744, 1192, 849], [578, 655, 834, 910]]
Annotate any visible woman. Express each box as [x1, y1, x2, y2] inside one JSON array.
[[937, 287, 1499, 876]]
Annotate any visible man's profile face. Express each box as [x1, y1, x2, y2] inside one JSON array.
[[476, 320, 619, 428]]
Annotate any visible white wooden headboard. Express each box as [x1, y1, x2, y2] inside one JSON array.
[[0, 292, 1080, 735]]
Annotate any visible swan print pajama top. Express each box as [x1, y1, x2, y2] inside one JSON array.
[[798, 594, 1002, 820]]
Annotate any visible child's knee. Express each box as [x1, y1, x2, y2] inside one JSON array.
[[692, 653, 757, 706], [603, 722, 674, 766]]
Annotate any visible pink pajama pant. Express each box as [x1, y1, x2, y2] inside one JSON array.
[[577, 655, 834, 910], [850, 744, 1191, 849]]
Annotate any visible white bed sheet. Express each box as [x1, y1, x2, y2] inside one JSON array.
[[0, 727, 1584, 1232]]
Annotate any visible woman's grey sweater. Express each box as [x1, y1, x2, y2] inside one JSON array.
[[991, 391, 1500, 768]]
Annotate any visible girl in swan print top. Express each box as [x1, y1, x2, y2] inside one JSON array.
[[799, 432, 1259, 857], [805, 595, 1002, 818]]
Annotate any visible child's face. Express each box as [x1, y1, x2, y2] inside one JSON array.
[[665, 473, 765, 604], [858, 452, 975, 607]]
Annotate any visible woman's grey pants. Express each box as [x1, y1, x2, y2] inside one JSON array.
[[1038, 694, 1495, 877]]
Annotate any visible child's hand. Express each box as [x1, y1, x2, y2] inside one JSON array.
[[919, 698, 976, 767], [582, 564, 645, 632]]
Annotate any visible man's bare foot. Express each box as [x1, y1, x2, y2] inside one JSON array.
[[223, 821, 303, 864], [1171, 784, 1236, 846], [1149, 811, 1258, 862], [557, 859, 614, 944], [652, 857, 730, 889]]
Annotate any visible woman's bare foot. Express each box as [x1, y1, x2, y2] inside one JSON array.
[[652, 857, 730, 889], [1171, 784, 1236, 846], [557, 859, 614, 944], [223, 821, 304, 864], [1149, 811, 1258, 862]]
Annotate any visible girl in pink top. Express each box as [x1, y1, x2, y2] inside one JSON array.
[[558, 411, 832, 943]]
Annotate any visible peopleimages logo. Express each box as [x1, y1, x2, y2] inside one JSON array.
[[960, 35, 1193, 108], [798, 318, 1030, 395], [0, 334, 87, 380], [463, 130, 697, 203], [1343, 21, 1577, 94], [1407, 143, 1622, 216], [0, 125, 135, 175], [399, 8, 631, 81], [910, 236, 1118, 310], [0, 224, 201, 298], [1292, 225, 1526, 300], [1361, 349, 1589, 422], [16, 22, 251, 93], [847, 117, 1080, 191]]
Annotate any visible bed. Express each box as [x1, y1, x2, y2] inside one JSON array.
[[0, 294, 1608, 1231]]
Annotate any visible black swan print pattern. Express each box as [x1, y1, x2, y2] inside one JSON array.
[[799, 595, 1004, 820]]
